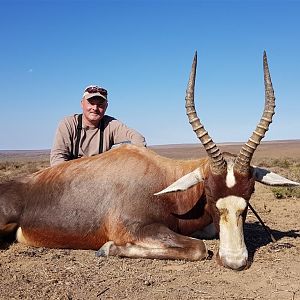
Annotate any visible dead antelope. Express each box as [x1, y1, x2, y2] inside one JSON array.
[[0, 52, 299, 271]]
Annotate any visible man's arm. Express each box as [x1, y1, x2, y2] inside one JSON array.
[[110, 119, 146, 147], [50, 118, 74, 166]]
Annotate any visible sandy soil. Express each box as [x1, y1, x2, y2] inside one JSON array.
[[1, 141, 300, 300]]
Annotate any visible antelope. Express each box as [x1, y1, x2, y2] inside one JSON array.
[[0, 52, 298, 270]]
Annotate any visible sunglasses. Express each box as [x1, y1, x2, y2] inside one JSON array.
[[84, 86, 107, 96]]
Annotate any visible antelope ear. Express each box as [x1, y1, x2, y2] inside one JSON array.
[[252, 166, 300, 186], [154, 168, 204, 195]]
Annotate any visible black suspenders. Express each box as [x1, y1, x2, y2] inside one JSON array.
[[99, 119, 104, 155], [73, 114, 83, 159], [73, 114, 104, 159]]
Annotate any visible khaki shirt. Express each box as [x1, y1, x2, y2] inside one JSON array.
[[50, 114, 146, 166]]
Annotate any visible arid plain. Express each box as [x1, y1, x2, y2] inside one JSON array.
[[0, 140, 300, 300]]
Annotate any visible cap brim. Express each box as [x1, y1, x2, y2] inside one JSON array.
[[83, 92, 107, 101]]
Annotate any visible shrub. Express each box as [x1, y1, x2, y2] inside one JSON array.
[[271, 187, 300, 199]]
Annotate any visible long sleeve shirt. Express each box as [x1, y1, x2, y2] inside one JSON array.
[[50, 114, 146, 166]]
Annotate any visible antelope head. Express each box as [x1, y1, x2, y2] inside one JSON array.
[[156, 52, 300, 270]]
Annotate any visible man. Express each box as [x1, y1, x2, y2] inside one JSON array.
[[50, 85, 146, 166]]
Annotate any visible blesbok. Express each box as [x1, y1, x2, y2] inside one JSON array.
[[0, 52, 299, 270]]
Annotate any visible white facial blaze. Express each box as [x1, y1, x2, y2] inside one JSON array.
[[216, 196, 248, 269], [226, 160, 236, 188]]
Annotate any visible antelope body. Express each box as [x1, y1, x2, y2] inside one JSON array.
[[1, 52, 299, 270]]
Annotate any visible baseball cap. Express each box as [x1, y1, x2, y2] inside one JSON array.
[[83, 85, 108, 101]]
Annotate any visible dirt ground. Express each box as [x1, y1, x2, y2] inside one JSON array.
[[1, 141, 300, 300]]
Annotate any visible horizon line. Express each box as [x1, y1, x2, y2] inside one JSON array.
[[1, 139, 299, 152]]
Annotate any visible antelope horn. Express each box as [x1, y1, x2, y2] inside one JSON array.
[[185, 51, 226, 174], [234, 51, 276, 174]]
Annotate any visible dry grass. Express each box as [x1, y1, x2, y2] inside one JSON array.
[[0, 150, 50, 182], [0, 160, 49, 183]]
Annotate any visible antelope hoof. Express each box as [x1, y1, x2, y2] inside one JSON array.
[[95, 241, 115, 257]]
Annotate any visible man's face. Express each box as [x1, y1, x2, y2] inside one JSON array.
[[81, 96, 108, 125]]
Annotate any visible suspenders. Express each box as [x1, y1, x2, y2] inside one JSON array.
[[73, 114, 104, 159], [73, 114, 83, 159], [99, 119, 104, 155]]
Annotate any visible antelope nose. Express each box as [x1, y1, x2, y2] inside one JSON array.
[[222, 257, 248, 271]]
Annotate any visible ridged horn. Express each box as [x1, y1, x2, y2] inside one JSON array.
[[234, 51, 276, 174], [185, 51, 226, 174]]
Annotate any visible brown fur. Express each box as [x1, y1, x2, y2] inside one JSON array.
[[0, 146, 208, 247]]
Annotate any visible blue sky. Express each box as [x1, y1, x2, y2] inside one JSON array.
[[0, 0, 299, 150]]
